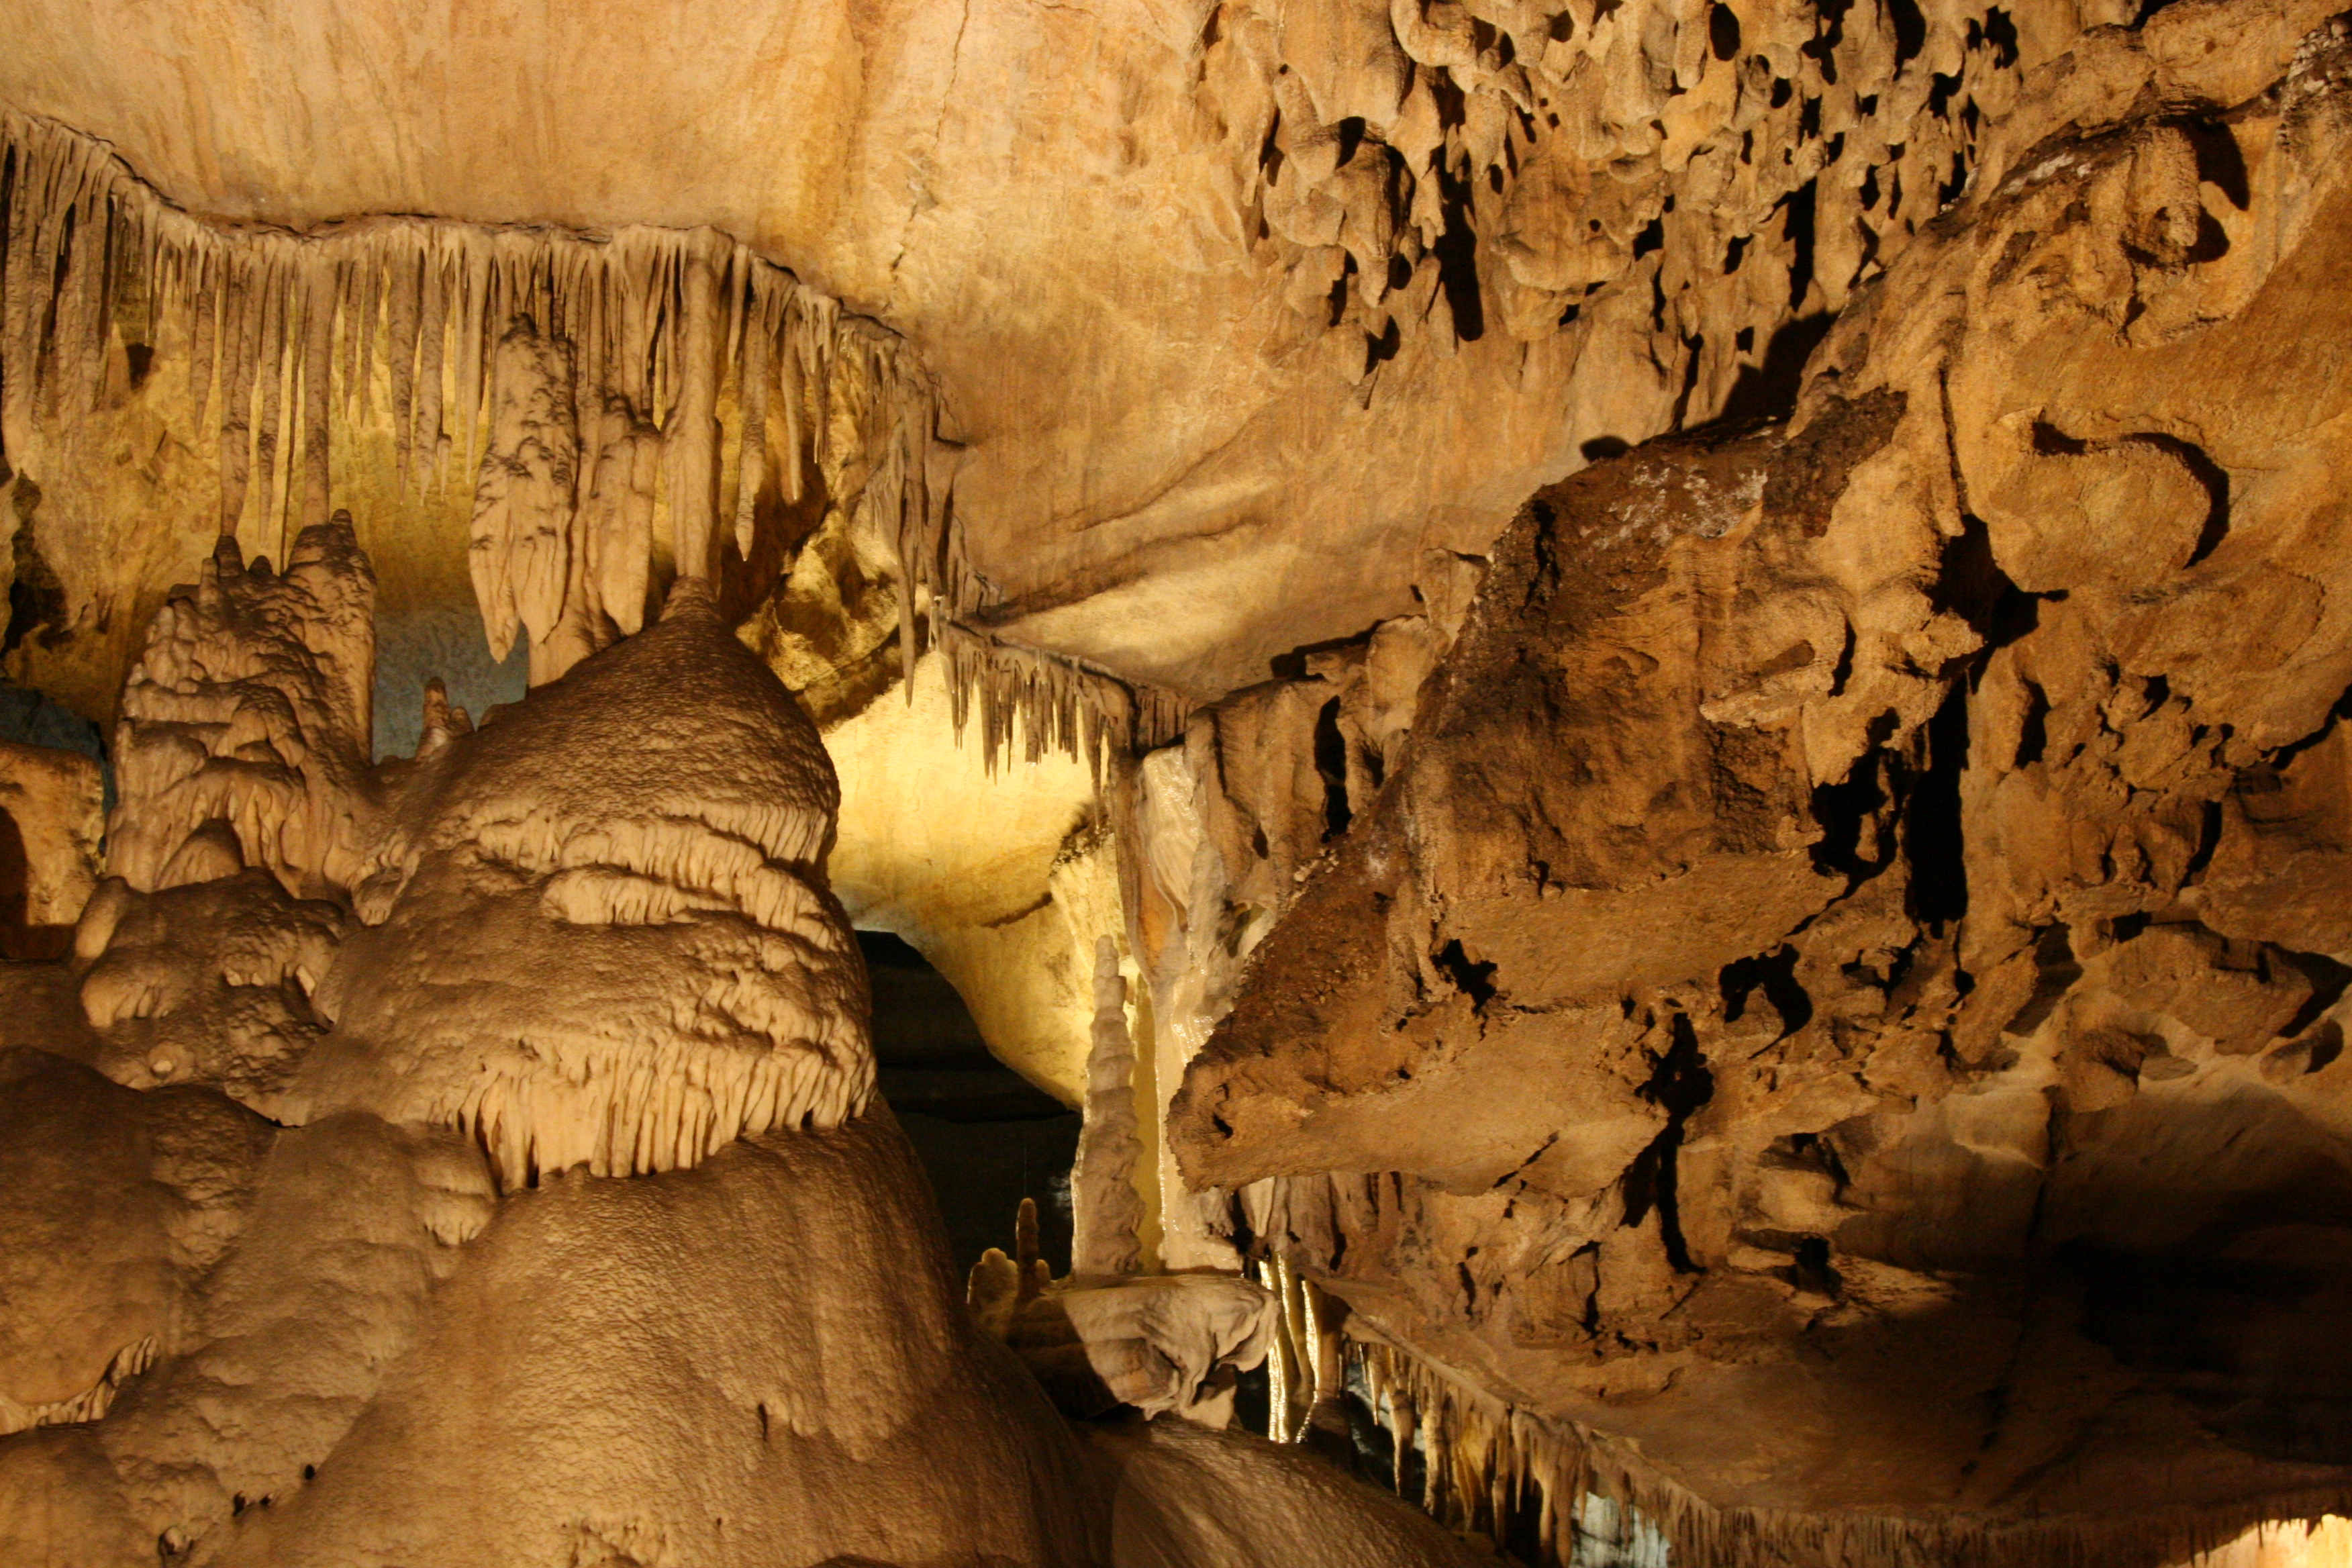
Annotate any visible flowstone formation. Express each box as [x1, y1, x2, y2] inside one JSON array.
[[0, 521, 1475, 1568]]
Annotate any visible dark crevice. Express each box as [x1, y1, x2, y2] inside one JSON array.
[[1334, 116, 1367, 166], [1783, 180, 1818, 311], [1906, 683, 1970, 925], [1887, 0, 1927, 66], [1268, 628, 1378, 681], [1929, 509, 2018, 643], [1720, 944, 1814, 1039], [1716, 311, 1833, 424], [1982, 7, 2019, 66], [1313, 696, 1353, 839], [2276, 950, 2352, 1041], [2015, 681, 2051, 767], [1709, 3, 1741, 59], [1431, 150, 1485, 343], [1624, 1013, 1713, 1273], [4, 479, 68, 656], [1939, 151, 1971, 207], [1809, 746, 1892, 885], [2185, 118, 2250, 209], [1433, 938, 1498, 1011], [2005, 925, 2084, 1037], [1788, 1235, 1843, 1297], [2154, 434, 2232, 567], [1827, 620, 1857, 695]]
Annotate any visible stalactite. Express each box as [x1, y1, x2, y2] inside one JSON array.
[[934, 620, 1191, 784], [253, 254, 288, 547], [1341, 1332, 2352, 1568], [297, 260, 332, 534], [411, 246, 447, 501], [668, 244, 720, 582], [188, 248, 217, 432], [385, 245, 420, 493], [0, 111, 1193, 781], [0, 111, 969, 690], [332, 254, 360, 428], [732, 275, 773, 557], [451, 240, 488, 493], [216, 274, 254, 534]]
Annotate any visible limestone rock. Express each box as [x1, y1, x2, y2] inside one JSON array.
[[299, 580, 872, 1189]]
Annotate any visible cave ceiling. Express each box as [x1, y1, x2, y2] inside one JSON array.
[[2, 0, 1578, 697]]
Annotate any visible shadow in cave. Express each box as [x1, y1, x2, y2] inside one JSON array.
[[1715, 312, 1836, 426], [861, 930, 1081, 1281]]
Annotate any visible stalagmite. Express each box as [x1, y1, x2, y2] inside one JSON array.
[[107, 515, 378, 901], [297, 578, 872, 1190], [1071, 934, 1144, 1278]]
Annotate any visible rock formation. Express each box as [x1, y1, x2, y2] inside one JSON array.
[[0, 520, 1474, 1567], [1158, 15, 2352, 1559], [12, 0, 2352, 1563]]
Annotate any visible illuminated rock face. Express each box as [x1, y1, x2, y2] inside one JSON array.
[[0, 525, 1476, 1568], [299, 579, 875, 1189], [1155, 15, 2352, 1561], [15, 0, 2352, 1563]]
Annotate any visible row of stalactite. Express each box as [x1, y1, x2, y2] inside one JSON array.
[[938, 621, 1191, 785], [0, 111, 954, 683], [1339, 1328, 2352, 1568], [0, 110, 1181, 765]]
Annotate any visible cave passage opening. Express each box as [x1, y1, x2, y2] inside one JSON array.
[[860, 929, 1079, 1279]]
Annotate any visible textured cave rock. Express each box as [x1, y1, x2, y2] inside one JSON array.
[[1159, 12, 2352, 1559], [12, 0, 2352, 1561], [0, 520, 1470, 1568]]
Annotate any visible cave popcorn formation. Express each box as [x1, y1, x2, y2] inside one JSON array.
[[11, 0, 2352, 1565]]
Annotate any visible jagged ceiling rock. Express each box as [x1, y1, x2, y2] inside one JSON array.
[[6, 0, 2286, 703], [1163, 9, 2352, 1555]]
